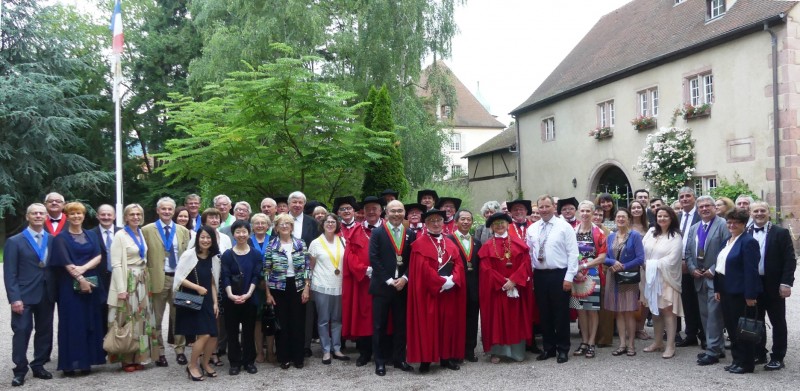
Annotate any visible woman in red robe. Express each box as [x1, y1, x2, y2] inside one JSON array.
[[478, 212, 533, 363], [406, 209, 466, 373]]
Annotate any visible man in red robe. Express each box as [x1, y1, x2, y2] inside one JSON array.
[[406, 208, 466, 373], [343, 196, 384, 366], [334, 196, 360, 241], [436, 197, 461, 236]]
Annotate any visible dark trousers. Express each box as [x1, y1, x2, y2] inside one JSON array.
[[11, 298, 54, 376], [534, 268, 571, 354], [465, 296, 479, 357], [356, 337, 372, 360], [720, 291, 756, 370], [223, 300, 257, 367], [680, 273, 704, 340], [272, 278, 306, 365], [757, 289, 787, 361], [372, 293, 406, 365]]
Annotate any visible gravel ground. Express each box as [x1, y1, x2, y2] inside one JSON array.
[[1, 268, 799, 390]]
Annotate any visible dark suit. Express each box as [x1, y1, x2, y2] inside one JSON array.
[[678, 209, 703, 341], [92, 225, 120, 336], [715, 233, 763, 371], [3, 230, 57, 377], [447, 232, 480, 358], [294, 213, 320, 350], [369, 223, 415, 366], [296, 214, 318, 247], [646, 208, 656, 228], [749, 224, 796, 361]]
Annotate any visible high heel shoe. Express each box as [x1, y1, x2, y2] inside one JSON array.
[[186, 367, 205, 381], [201, 366, 218, 378], [643, 344, 665, 352], [662, 348, 676, 359]]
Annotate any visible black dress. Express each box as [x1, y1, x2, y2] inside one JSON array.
[[175, 256, 217, 343]]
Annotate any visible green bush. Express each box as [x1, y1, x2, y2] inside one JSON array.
[[710, 174, 758, 202]]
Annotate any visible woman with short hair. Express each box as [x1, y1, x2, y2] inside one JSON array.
[[715, 197, 735, 218], [249, 213, 274, 364], [570, 201, 607, 359]]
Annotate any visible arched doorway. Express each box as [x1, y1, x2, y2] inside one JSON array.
[[592, 164, 633, 208]]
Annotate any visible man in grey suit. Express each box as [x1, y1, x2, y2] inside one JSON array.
[[3, 203, 57, 387], [685, 196, 728, 365]]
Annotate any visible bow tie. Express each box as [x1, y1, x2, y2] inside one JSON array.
[[515, 222, 526, 228], [50, 218, 61, 223], [753, 227, 765, 233], [459, 233, 470, 240]]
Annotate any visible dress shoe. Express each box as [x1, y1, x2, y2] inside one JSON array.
[[536, 350, 556, 361], [294, 362, 304, 369], [764, 360, 784, 371], [419, 362, 431, 373], [356, 356, 370, 367], [332, 352, 350, 361], [754, 355, 768, 365], [440, 360, 460, 370], [176, 353, 188, 365], [675, 338, 697, 347], [724, 362, 739, 371], [322, 357, 332, 365], [244, 364, 258, 374], [465, 354, 479, 363], [31, 369, 52, 380], [156, 355, 169, 367], [673, 334, 684, 344], [646, 318, 653, 327], [556, 351, 568, 364], [393, 361, 413, 372], [375, 364, 386, 376], [280, 362, 291, 370], [697, 355, 719, 366], [697, 352, 725, 359], [11, 375, 25, 387], [228, 366, 240, 376], [728, 366, 754, 374], [304, 348, 313, 358], [526, 344, 542, 354]]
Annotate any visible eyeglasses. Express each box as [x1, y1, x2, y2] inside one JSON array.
[[234, 208, 249, 213], [324, 220, 337, 225], [46, 200, 64, 204], [277, 223, 292, 228], [338, 207, 354, 212]]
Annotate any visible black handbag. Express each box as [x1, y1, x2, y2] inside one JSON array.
[[261, 304, 279, 336], [174, 267, 204, 311], [614, 234, 640, 285], [737, 306, 764, 345], [230, 253, 245, 295]]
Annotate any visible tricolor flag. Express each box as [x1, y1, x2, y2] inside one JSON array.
[[110, 0, 123, 102]]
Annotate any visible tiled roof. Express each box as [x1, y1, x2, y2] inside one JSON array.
[[463, 124, 516, 158], [419, 61, 506, 129], [512, 0, 797, 114]]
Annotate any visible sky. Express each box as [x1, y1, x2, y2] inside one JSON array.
[[448, 0, 633, 125]]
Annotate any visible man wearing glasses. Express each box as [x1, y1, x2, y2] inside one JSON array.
[[43, 193, 65, 236]]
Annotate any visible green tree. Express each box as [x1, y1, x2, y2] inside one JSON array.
[[710, 174, 759, 202], [361, 85, 409, 199], [158, 45, 383, 203]]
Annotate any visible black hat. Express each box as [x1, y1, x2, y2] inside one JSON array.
[[380, 188, 399, 198], [435, 197, 462, 211], [273, 195, 288, 205], [557, 197, 579, 213], [304, 200, 328, 216], [360, 195, 385, 207], [422, 208, 447, 221], [417, 189, 439, 205], [506, 199, 533, 215], [485, 212, 513, 227], [403, 203, 425, 218], [333, 196, 359, 213]]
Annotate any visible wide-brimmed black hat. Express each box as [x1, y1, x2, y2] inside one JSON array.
[[422, 208, 447, 221], [485, 212, 513, 227], [506, 199, 532, 215], [403, 203, 425, 217], [273, 195, 289, 205], [360, 195, 385, 207], [380, 188, 399, 198], [304, 200, 328, 215], [333, 196, 359, 213], [435, 197, 462, 211], [557, 197, 579, 213], [417, 189, 439, 205]]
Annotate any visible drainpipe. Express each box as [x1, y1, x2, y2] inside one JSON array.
[[765, 19, 782, 222], [514, 115, 522, 197]]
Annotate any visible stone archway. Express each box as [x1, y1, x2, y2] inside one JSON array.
[[588, 162, 633, 208]]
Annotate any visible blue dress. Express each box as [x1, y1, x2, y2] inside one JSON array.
[[49, 230, 106, 371], [175, 256, 218, 342]]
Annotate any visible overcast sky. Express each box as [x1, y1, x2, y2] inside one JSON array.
[[448, 0, 633, 125]]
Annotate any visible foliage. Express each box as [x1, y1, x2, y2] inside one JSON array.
[[634, 127, 696, 200], [361, 85, 410, 199], [630, 115, 656, 131], [404, 180, 472, 212], [157, 45, 383, 204], [588, 127, 613, 139], [678, 103, 711, 120], [710, 174, 759, 202]]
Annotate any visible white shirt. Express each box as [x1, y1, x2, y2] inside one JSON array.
[[308, 236, 345, 295], [160, 221, 179, 273], [526, 216, 579, 281], [292, 213, 304, 241], [282, 242, 296, 277], [715, 234, 742, 275], [751, 223, 768, 276], [680, 207, 697, 252]]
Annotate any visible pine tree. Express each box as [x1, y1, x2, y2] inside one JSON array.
[[361, 85, 410, 199]]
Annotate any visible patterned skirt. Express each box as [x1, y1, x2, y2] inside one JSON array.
[[107, 265, 159, 365], [603, 271, 640, 312]]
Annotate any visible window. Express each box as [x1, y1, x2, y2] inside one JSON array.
[[439, 105, 452, 120], [597, 100, 615, 127], [675, 0, 685, 4], [541, 117, 555, 142], [449, 133, 461, 152], [707, 0, 726, 19], [688, 73, 713, 106], [637, 88, 659, 117], [693, 176, 718, 195], [450, 164, 465, 178]]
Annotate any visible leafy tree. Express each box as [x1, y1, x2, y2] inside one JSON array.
[[158, 45, 383, 204], [361, 85, 409, 199], [710, 173, 759, 202]]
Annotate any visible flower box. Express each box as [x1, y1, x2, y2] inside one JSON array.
[[681, 103, 711, 120], [631, 115, 656, 131], [589, 127, 613, 140]]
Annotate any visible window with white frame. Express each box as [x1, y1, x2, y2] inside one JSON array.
[[637, 88, 659, 117], [675, 0, 685, 4], [707, 0, 726, 19], [450, 164, 465, 178], [597, 100, 615, 127], [542, 117, 555, 142], [693, 176, 718, 195], [688, 73, 713, 106], [450, 133, 461, 152]]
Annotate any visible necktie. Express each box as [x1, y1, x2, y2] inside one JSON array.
[[165, 225, 177, 269], [681, 214, 689, 235], [392, 227, 400, 243], [35, 233, 42, 246], [697, 223, 709, 251], [538, 222, 550, 261], [105, 230, 113, 271]]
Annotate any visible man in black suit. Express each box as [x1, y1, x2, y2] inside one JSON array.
[[446, 209, 481, 362], [369, 200, 415, 376], [288, 191, 320, 357], [92, 204, 119, 336], [677, 186, 703, 347], [635, 189, 656, 227], [3, 203, 57, 387], [749, 201, 796, 370]]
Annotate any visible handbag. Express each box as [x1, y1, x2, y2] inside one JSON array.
[[174, 267, 204, 311], [73, 275, 99, 292], [614, 233, 640, 285], [261, 304, 279, 336], [230, 253, 245, 295], [103, 304, 139, 354], [736, 305, 764, 345]]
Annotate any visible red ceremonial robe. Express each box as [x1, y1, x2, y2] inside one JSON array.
[[340, 222, 358, 241], [342, 225, 373, 338], [442, 219, 456, 236], [477, 235, 533, 353], [406, 234, 466, 363]]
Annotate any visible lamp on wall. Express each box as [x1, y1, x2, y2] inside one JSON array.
[[572, 178, 577, 188]]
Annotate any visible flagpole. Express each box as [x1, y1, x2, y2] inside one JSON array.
[[114, 62, 123, 228]]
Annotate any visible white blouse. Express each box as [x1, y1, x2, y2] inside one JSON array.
[[308, 235, 346, 295], [715, 234, 741, 276]]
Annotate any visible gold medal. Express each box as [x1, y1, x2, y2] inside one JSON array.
[[335, 269, 341, 276], [396, 254, 403, 265]]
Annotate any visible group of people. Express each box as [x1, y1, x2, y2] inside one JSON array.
[[2, 186, 795, 386]]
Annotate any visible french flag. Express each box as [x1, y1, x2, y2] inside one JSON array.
[[110, 0, 123, 54]]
